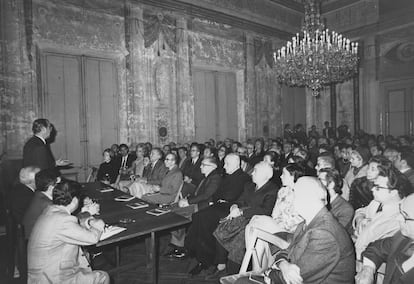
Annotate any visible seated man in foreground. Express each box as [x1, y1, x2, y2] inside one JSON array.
[[27, 181, 109, 284], [356, 193, 414, 284], [235, 177, 355, 284]]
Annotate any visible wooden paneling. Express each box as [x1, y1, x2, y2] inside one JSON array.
[[193, 69, 238, 142], [42, 53, 118, 181]]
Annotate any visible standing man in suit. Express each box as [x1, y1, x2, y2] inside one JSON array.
[[236, 176, 355, 284], [27, 181, 109, 284], [10, 166, 40, 224], [23, 118, 69, 170]]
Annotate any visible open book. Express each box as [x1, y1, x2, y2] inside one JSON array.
[[146, 208, 171, 216], [100, 225, 127, 241]]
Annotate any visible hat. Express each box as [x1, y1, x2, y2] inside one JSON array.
[[354, 147, 371, 164]]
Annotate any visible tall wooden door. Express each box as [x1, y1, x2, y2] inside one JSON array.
[[41, 53, 119, 181], [383, 79, 414, 136], [193, 69, 238, 142]]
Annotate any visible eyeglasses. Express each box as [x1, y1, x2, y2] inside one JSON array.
[[165, 158, 175, 161], [372, 185, 394, 191], [399, 204, 414, 223]]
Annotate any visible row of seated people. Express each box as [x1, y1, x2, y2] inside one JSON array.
[[11, 131, 414, 283], [94, 135, 414, 283], [9, 168, 109, 283]]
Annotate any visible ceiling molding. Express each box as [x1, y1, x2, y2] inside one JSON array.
[[135, 0, 295, 39]]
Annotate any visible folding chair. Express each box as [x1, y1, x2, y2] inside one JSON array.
[[86, 167, 98, 183], [220, 228, 290, 284]]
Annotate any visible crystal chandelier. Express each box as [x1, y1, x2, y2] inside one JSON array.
[[273, 0, 359, 96]]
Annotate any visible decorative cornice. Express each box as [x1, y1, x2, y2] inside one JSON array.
[[134, 0, 295, 39]]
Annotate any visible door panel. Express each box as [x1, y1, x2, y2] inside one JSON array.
[[44, 54, 82, 178], [193, 69, 238, 142], [42, 53, 118, 181]]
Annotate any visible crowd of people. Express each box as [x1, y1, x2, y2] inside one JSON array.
[[9, 118, 414, 283]]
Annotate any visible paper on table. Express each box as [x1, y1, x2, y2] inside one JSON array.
[[114, 195, 135, 202], [100, 225, 127, 241], [99, 187, 114, 193]]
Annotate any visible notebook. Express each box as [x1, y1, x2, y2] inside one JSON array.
[[114, 195, 135, 202], [99, 225, 127, 241], [146, 208, 171, 216], [126, 202, 149, 209]]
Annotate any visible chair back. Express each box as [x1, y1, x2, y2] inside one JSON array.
[[86, 167, 98, 183], [173, 182, 184, 203]]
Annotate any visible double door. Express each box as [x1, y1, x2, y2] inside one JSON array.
[[41, 53, 119, 181]]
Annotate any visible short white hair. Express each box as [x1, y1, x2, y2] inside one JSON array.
[[254, 161, 273, 181], [294, 176, 327, 204], [19, 166, 40, 185]]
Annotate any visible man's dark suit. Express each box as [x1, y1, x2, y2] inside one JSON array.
[[23, 136, 55, 170], [236, 181, 278, 219], [114, 154, 136, 172], [22, 191, 52, 239], [403, 168, 414, 190], [187, 169, 222, 210], [182, 157, 203, 186], [10, 183, 35, 224], [330, 195, 355, 234], [185, 169, 250, 267], [143, 159, 168, 186], [362, 232, 414, 284], [269, 207, 355, 284]]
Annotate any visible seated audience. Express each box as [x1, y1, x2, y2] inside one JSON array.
[[244, 163, 305, 271], [263, 151, 282, 187], [166, 157, 222, 258], [126, 148, 168, 197], [182, 143, 204, 194], [115, 144, 136, 179], [349, 156, 391, 210], [318, 168, 355, 233], [353, 166, 412, 259], [27, 181, 109, 284], [23, 168, 60, 238], [179, 156, 222, 210], [394, 150, 414, 188], [141, 153, 183, 205], [96, 148, 118, 184], [209, 162, 278, 278], [182, 154, 250, 270], [10, 166, 40, 224], [131, 143, 147, 178], [356, 193, 414, 284], [178, 146, 189, 170], [234, 177, 355, 284], [336, 143, 351, 178], [342, 147, 370, 200]]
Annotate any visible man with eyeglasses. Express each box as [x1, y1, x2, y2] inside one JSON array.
[[353, 167, 413, 260], [356, 193, 414, 284], [141, 153, 183, 205]]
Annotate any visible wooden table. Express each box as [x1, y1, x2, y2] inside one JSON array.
[[82, 182, 191, 284]]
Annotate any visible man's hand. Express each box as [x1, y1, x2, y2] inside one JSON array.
[[228, 206, 242, 220], [178, 198, 189, 208], [279, 260, 303, 284], [355, 218, 370, 237], [183, 176, 192, 183], [89, 218, 105, 232], [355, 266, 375, 284]]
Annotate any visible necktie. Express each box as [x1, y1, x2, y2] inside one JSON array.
[[376, 203, 383, 213]]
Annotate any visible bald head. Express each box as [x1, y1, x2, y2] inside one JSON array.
[[252, 161, 273, 186], [224, 153, 240, 174], [293, 176, 327, 218]]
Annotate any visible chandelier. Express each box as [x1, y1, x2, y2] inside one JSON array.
[[273, 0, 359, 96]]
